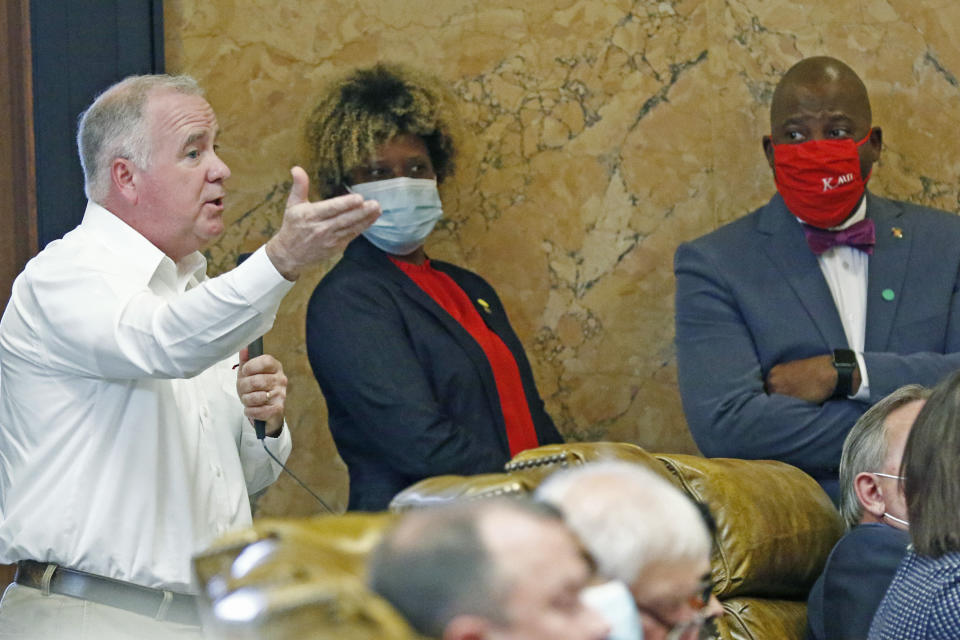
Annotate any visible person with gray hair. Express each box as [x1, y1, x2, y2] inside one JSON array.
[[77, 74, 202, 203], [535, 461, 723, 640], [805, 384, 928, 640], [0, 74, 380, 638], [368, 499, 608, 640]]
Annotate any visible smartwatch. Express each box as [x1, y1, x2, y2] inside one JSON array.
[[832, 349, 857, 398]]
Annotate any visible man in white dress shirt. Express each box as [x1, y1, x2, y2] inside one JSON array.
[[674, 56, 960, 500], [0, 74, 380, 638]]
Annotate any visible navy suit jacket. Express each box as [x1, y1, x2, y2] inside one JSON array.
[[675, 192, 960, 483], [806, 523, 910, 640], [306, 236, 562, 511]]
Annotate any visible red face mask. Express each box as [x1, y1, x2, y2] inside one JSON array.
[[772, 132, 872, 229]]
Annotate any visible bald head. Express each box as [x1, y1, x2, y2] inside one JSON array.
[[770, 56, 872, 131], [367, 502, 508, 635], [762, 56, 881, 191]]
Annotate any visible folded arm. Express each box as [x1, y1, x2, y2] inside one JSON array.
[[674, 242, 861, 474]]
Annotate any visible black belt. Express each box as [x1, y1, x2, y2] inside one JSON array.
[[15, 560, 200, 626]]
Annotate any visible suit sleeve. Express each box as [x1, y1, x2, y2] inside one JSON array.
[[674, 241, 862, 474], [822, 527, 909, 640], [306, 277, 505, 478]]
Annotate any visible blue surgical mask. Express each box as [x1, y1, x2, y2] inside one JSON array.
[[581, 580, 643, 640], [347, 177, 443, 256]]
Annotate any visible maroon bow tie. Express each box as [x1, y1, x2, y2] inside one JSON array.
[[803, 218, 876, 255]]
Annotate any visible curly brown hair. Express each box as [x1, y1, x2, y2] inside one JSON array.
[[306, 64, 459, 199]]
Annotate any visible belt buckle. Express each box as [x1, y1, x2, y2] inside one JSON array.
[[40, 564, 57, 596], [156, 590, 173, 621]]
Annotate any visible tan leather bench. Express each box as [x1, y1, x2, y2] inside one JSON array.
[[195, 442, 843, 640]]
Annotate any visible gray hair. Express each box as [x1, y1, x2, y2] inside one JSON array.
[[77, 74, 203, 203], [838, 384, 930, 529], [535, 461, 710, 586], [367, 499, 560, 637]]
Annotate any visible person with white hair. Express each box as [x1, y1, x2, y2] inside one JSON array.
[[536, 461, 723, 640]]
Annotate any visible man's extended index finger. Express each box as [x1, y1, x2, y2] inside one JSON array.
[[297, 193, 370, 221]]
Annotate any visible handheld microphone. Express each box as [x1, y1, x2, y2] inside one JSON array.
[[236, 252, 334, 513], [245, 335, 267, 440], [237, 253, 267, 440]]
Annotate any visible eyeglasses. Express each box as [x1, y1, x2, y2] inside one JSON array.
[[638, 579, 717, 640], [690, 579, 715, 610]]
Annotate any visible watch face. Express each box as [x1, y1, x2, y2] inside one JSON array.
[[833, 349, 857, 367], [832, 349, 857, 398]]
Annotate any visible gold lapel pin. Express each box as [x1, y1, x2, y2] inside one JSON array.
[[891, 227, 903, 239], [477, 298, 491, 314]]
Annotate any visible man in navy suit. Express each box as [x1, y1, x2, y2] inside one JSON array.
[[805, 384, 925, 640], [674, 56, 960, 498]]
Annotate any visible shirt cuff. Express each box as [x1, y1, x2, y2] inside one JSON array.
[[267, 420, 293, 464], [850, 351, 870, 400], [229, 246, 295, 314]]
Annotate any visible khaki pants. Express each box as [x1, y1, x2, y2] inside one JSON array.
[[0, 583, 206, 640]]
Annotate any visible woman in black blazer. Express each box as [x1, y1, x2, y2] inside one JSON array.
[[304, 64, 563, 511]]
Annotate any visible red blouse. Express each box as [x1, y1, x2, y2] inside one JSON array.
[[391, 257, 540, 456]]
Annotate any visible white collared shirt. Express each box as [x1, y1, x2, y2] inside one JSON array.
[[0, 202, 293, 591], [812, 197, 871, 400]]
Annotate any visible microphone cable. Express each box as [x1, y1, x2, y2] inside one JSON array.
[[260, 439, 334, 514], [238, 252, 336, 515]]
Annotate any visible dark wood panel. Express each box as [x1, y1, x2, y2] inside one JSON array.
[[0, 0, 37, 314], [0, 0, 34, 595], [30, 0, 164, 249]]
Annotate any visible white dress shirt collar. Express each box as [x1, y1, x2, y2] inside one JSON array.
[[82, 201, 208, 292], [830, 195, 868, 230]]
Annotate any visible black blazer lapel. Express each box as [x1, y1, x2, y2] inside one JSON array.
[[864, 194, 909, 351], [757, 193, 849, 348]]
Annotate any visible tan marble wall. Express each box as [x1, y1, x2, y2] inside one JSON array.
[[164, 0, 960, 515]]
